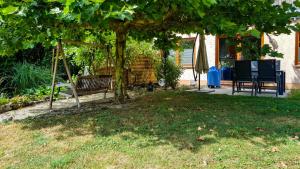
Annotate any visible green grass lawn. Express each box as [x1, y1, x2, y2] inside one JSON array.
[[0, 91, 300, 169]]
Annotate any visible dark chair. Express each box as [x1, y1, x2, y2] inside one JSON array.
[[257, 60, 280, 97], [232, 60, 256, 96]]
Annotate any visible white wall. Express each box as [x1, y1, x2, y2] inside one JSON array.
[[179, 35, 216, 84], [179, 32, 300, 86], [264, 32, 300, 84]]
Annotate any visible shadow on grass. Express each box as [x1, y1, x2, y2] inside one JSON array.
[[18, 91, 300, 152]]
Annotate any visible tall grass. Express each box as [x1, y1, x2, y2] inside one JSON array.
[[0, 76, 4, 92], [11, 63, 52, 93], [0, 76, 10, 94]]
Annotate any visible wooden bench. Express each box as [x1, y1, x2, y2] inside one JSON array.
[[75, 75, 112, 97]]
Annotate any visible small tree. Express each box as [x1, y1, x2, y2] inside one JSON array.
[[156, 58, 183, 90]]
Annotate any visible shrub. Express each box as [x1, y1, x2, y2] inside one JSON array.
[[0, 97, 9, 106], [156, 58, 183, 89], [11, 63, 52, 93]]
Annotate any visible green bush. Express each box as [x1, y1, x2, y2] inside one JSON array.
[[0, 97, 9, 106], [23, 85, 53, 97], [156, 58, 183, 89], [11, 63, 52, 93]]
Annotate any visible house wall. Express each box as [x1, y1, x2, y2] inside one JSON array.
[[179, 34, 216, 85], [264, 32, 300, 88], [178, 32, 300, 89]]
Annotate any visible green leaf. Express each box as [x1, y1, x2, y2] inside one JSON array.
[[88, 0, 105, 3], [248, 29, 261, 38], [1, 6, 18, 15], [294, 0, 300, 7], [50, 7, 61, 14], [202, 0, 217, 7], [64, 0, 75, 14]]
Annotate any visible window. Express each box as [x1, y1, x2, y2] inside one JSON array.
[[179, 38, 196, 68], [215, 34, 264, 67], [296, 32, 300, 65], [216, 36, 237, 68], [168, 49, 176, 63]]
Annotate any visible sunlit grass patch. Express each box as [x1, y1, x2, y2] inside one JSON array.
[[0, 91, 299, 168]]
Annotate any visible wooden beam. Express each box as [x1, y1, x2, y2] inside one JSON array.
[[51, 48, 55, 75], [261, 33, 265, 48], [236, 34, 242, 60], [260, 33, 265, 59], [62, 39, 105, 49], [59, 40, 81, 109], [49, 46, 59, 109]]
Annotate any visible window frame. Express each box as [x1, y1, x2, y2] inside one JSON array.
[[215, 35, 238, 67], [215, 34, 264, 67], [176, 37, 197, 68], [295, 32, 300, 65]]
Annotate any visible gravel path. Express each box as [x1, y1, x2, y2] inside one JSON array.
[[0, 93, 114, 123]]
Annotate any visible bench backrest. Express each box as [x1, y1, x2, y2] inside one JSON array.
[[76, 75, 112, 92]]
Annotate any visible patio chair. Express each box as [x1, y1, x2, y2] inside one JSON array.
[[232, 60, 256, 96], [257, 60, 280, 97]]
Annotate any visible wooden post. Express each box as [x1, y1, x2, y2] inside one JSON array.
[[198, 73, 201, 91], [51, 48, 56, 74], [49, 46, 59, 109], [59, 40, 80, 108]]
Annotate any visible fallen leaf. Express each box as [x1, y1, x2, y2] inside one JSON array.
[[290, 135, 299, 141], [271, 147, 280, 152], [256, 127, 266, 132], [203, 160, 208, 166], [197, 136, 205, 142], [277, 161, 288, 169], [209, 129, 214, 132], [197, 127, 203, 131], [194, 107, 204, 111], [168, 108, 174, 111]]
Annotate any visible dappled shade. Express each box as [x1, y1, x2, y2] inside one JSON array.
[[1, 91, 299, 168]]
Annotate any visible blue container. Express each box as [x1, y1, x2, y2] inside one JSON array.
[[207, 66, 221, 88], [221, 67, 232, 80]]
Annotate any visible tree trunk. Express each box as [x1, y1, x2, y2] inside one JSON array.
[[114, 29, 127, 103], [162, 50, 168, 90]]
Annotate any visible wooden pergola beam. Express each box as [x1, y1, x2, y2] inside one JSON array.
[[62, 39, 106, 49]]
